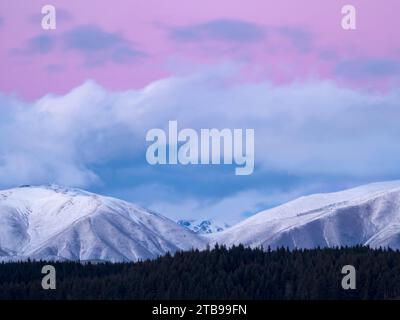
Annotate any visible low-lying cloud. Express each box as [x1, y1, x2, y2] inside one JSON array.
[[1, 64, 400, 221]]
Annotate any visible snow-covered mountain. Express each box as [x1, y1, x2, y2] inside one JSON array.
[[0, 185, 206, 262], [2, 181, 400, 263], [210, 181, 400, 250], [177, 219, 230, 234]]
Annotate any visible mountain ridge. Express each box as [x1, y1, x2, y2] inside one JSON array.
[[177, 218, 230, 234], [0, 185, 206, 262], [209, 181, 400, 250], [2, 181, 400, 262]]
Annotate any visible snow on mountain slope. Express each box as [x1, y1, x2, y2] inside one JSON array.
[[3, 181, 400, 262], [177, 219, 230, 234], [0, 185, 206, 262], [210, 181, 400, 250]]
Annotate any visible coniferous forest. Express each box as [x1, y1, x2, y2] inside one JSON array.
[[1, 245, 400, 300]]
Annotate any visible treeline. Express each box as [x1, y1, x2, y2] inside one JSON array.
[[1, 245, 400, 299]]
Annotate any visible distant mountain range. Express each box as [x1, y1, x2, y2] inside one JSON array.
[[1, 181, 400, 262], [177, 219, 230, 234]]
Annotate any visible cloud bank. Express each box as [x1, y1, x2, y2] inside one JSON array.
[[16, 25, 145, 66], [1, 64, 400, 222]]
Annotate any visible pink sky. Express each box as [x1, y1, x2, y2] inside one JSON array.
[[0, 0, 399, 99]]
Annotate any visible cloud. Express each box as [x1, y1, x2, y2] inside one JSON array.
[[335, 58, 400, 78], [12, 34, 56, 56], [25, 34, 56, 54], [111, 46, 143, 63], [276, 26, 312, 53], [1, 64, 400, 221], [63, 25, 145, 65], [64, 25, 125, 52], [169, 21, 313, 58], [14, 25, 145, 66], [171, 19, 266, 43]]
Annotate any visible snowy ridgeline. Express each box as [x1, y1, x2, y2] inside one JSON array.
[[177, 219, 230, 234], [0, 185, 207, 263], [2, 181, 400, 262]]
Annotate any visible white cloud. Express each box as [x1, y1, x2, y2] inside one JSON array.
[[1, 64, 399, 195]]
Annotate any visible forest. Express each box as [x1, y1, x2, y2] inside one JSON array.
[[0, 245, 400, 300]]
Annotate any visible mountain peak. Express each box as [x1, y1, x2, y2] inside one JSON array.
[[177, 219, 230, 234], [2, 181, 400, 262], [0, 186, 206, 262], [211, 180, 400, 250]]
